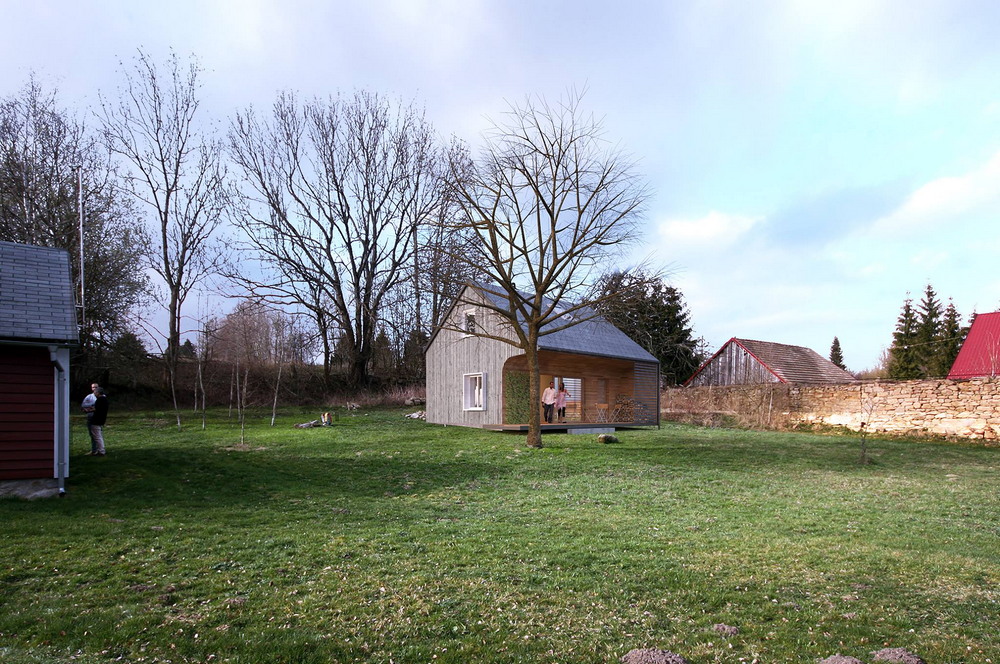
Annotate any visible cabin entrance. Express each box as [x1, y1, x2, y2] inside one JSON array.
[[540, 375, 583, 422]]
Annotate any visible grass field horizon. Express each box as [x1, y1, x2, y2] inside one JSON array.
[[1, 408, 998, 663]]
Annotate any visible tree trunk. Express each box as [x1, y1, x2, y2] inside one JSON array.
[[524, 333, 543, 448], [270, 362, 283, 427], [318, 316, 333, 390], [348, 353, 371, 389]]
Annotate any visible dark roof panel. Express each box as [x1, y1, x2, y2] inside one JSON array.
[[474, 285, 658, 364], [0, 241, 79, 344]]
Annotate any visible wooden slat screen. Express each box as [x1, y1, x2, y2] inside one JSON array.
[[630, 361, 660, 425]]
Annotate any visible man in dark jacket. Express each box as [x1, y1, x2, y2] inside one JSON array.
[[90, 387, 109, 456]]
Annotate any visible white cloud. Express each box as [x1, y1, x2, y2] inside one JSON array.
[[655, 210, 761, 248], [909, 249, 950, 270], [871, 149, 1000, 235]]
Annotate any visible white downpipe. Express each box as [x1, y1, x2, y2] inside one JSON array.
[[49, 346, 68, 496]]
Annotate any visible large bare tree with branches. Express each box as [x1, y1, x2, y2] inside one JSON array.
[[228, 90, 453, 387], [1, 76, 149, 350], [100, 49, 227, 415], [446, 92, 649, 447]]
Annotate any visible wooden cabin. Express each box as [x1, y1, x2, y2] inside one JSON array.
[[685, 337, 856, 386], [425, 285, 660, 431], [0, 241, 78, 492]]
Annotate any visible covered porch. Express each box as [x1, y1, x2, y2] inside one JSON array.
[[501, 350, 659, 428]]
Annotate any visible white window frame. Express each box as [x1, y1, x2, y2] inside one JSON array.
[[463, 372, 486, 411]]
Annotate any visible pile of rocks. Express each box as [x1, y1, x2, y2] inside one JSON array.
[[820, 649, 926, 664]]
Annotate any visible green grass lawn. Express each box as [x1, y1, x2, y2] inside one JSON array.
[[1, 408, 998, 664]]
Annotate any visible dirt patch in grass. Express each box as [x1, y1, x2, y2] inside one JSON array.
[[871, 648, 926, 664], [621, 649, 690, 664]]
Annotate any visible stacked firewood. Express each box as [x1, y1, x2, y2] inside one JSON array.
[[614, 396, 648, 421]]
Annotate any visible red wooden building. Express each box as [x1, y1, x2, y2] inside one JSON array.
[[0, 241, 78, 493]]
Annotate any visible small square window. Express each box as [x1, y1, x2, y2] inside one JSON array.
[[463, 373, 486, 411], [464, 311, 477, 335]]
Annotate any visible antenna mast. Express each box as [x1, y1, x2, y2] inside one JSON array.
[[77, 167, 86, 327]]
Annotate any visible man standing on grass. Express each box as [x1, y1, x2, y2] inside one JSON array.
[[542, 380, 557, 424], [82, 382, 99, 454], [89, 387, 109, 456]]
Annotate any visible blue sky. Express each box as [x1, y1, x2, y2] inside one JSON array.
[[4, 0, 1000, 371]]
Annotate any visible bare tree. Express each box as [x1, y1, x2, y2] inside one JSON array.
[[445, 92, 648, 447], [228, 90, 452, 388], [100, 49, 226, 424], [192, 310, 221, 429], [858, 380, 882, 464], [419, 202, 483, 331], [0, 76, 150, 349]]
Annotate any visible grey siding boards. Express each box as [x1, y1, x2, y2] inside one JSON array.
[[426, 289, 518, 426]]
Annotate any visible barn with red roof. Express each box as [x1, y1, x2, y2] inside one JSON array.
[[947, 311, 1000, 379]]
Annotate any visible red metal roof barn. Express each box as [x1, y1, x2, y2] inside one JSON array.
[[947, 311, 1000, 379]]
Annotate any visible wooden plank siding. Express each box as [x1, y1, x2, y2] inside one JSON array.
[[687, 341, 782, 387], [0, 345, 55, 480], [425, 291, 520, 427]]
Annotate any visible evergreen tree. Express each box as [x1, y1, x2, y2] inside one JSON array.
[[935, 299, 966, 377], [915, 284, 943, 376], [829, 336, 846, 370], [887, 296, 920, 379], [590, 270, 703, 386], [178, 339, 197, 359]]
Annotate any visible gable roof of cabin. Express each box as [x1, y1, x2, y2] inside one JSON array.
[[0, 241, 79, 345], [687, 337, 855, 384], [428, 283, 658, 364], [947, 311, 1000, 379]]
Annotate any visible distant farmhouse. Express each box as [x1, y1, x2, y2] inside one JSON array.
[[0, 241, 78, 492], [425, 284, 660, 430], [947, 311, 1000, 379], [685, 337, 856, 387]]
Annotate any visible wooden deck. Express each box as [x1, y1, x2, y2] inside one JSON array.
[[483, 421, 654, 432]]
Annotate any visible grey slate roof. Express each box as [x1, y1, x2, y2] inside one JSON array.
[[474, 285, 658, 364], [0, 241, 79, 345], [733, 338, 854, 383]]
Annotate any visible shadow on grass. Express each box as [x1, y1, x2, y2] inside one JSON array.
[[540, 423, 989, 476], [44, 444, 509, 517]]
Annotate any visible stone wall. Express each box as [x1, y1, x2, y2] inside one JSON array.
[[664, 378, 1000, 441]]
